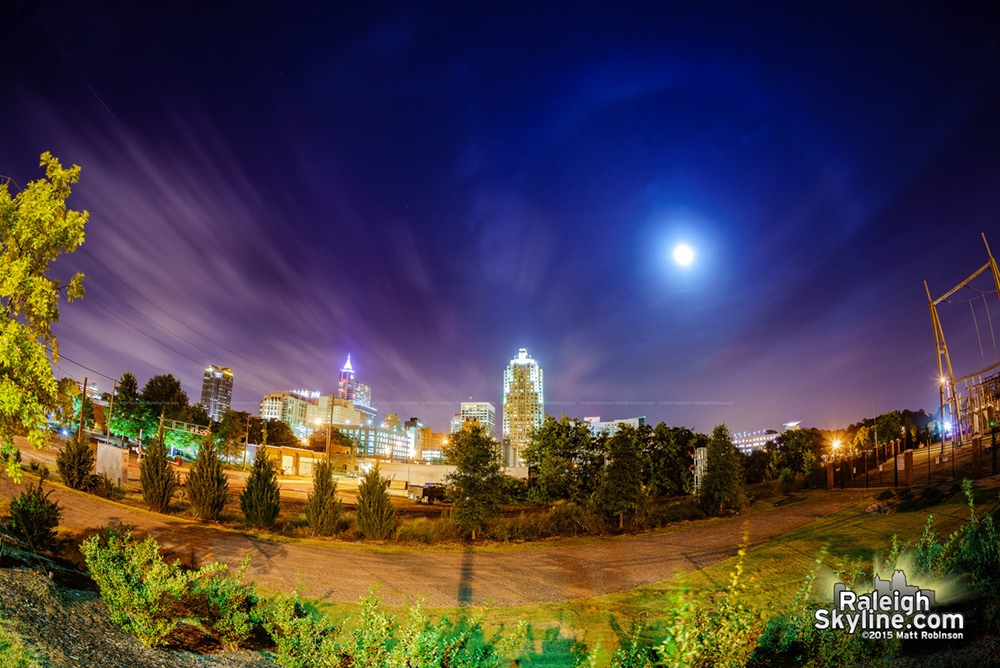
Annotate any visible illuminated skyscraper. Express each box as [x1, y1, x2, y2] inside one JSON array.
[[461, 401, 496, 436], [502, 348, 544, 466], [337, 354, 377, 423], [200, 365, 233, 421]]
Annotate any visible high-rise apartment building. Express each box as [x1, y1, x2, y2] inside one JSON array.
[[460, 401, 496, 436], [337, 354, 377, 424], [259, 391, 310, 439], [201, 366, 233, 421], [502, 348, 544, 466]]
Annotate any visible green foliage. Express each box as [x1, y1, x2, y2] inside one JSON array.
[[109, 371, 142, 440], [657, 547, 770, 668], [55, 434, 94, 490], [217, 409, 251, 460], [305, 459, 341, 536], [241, 446, 281, 529], [6, 479, 61, 550], [139, 374, 188, 423], [249, 418, 299, 447], [187, 431, 229, 520], [265, 594, 342, 667], [591, 425, 649, 529], [80, 525, 222, 647], [1, 153, 87, 482], [0, 619, 42, 668], [355, 464, 396, 540], [187, 554, 260, 650], [139, 427, 178, 513], [699, 424, 747, 516], [445, 426, 505, 538], [523, 415, 602, 503], [91, 472, 125, 500], [645, 423, 699, 496]]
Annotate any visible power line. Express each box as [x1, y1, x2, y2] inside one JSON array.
[[79, 248, 302, 386], [67, 256, 286, 393]]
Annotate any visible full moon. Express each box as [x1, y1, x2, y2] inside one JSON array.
[[672, 243, 695, 267]]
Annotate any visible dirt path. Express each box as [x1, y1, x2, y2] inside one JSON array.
[[0, 469, 866, 607]]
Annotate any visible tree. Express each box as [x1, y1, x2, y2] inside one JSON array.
[[305, 460, 342, 536], [644, 423, 699, 496], [248, 418, 298, 448], [186, 431, 228, 520], [1, 153, 87, 480], [699, 424, 747, 516], [218, 409, 251, 461], [445, 426, 505, 539], [56, 433, 95, 490], [591, 425, 648, 530], [240, 446, 281, 529], [110, 371, 143, 441], [140, 374, 189, 424], [355, 464, 396, 540], [522, 415, 601, 503], [140, 426, 179, 513]]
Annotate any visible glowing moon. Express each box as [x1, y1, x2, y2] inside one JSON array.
[[672, 243, 695, 267]]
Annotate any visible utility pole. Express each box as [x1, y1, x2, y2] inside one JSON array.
[[325, 398, 334, 464], [76, 377, 88, 443], [243, 414, 252, 469], [106, 380, 117, 442]]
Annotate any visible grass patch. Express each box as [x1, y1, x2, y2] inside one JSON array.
[[0, 619, 42, 668]]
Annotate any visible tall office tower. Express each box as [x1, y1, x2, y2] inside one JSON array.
[[337, 354, 377, 424], [461, 401, 496, 436], [201, 366, 233, 421], [502, 348, 544, 466]]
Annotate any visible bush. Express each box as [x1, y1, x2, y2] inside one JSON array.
[[91, 473, 125, 500], [777, 468, 797, 495], [920, 485, 942, 503], [546, 501, 599, 535], [56, 435, 94, 490], [355, 464, 396, 540], [187, 554, 260, 650], [80, 525, 222, 647], [875, 489, 894, 501], [6, 480, 61, 550], [896, 487, 914, 502], [140, 429, 178, 513], [264, 593, 342, 668], [305, 460, 341, 536], [647, 498, 707, 527], [187, 433, 229, 520], [240, 447, 281, 529]]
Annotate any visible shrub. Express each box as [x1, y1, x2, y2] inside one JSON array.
[[647, 498, 706, 527], [241, 447, 281, 529], [355, 464, 396, 540], [6, 480, 61, 550], [56, 435, 94, 490], [395, 517, 461, 544], [896, 487, 914, 502], [920, 485, 942, 503], [140, 429, 178, 513], [187, 554, 260, 650], [546, 501, 599, 536], [187, 433, 229, 520], [80, 525, 222, 647], [264, 594, 341, 668], [91, 473, 125, 500], [305, 460, 341, 536], [875, 489, 894, 501], [777, 468, 797, 495]]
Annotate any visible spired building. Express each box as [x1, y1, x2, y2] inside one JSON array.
[[200, 365, 233, 422], [502, 348, 544, 466], [337, 354, 377, 424]]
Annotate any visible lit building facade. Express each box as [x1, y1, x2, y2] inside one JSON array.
[[461, 401, 496, 436], [200, 366, 233, 421], [259, 391, 310, 439], [502, 348, 544, 466], [305, 395, 364, 432], [339, 423, 412, 461], [583, 415, 646, 435], [732, 429, 780, 453]]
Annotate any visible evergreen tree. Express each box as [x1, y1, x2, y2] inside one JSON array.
[[240, 446, 281, 529], [355, 464, 396, 540], [56, 434, 95, 490], [699, 424, 747, 516], [140, 425, 179, 513], [305, 460, 342, 536], [522, 415, 602, 503], [187, 430, 229, 520], [591, 425, 648, 529], [445, 426, 505, 540]]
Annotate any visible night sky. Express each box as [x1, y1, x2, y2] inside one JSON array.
[[3, 2, 1000, 435]]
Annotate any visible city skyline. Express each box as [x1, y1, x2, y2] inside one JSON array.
[[3, 4, 1000, 435]]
